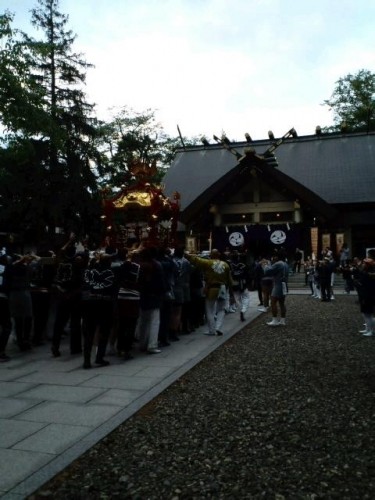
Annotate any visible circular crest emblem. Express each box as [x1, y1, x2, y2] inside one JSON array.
[[229, 231, 244, 247], [270, 230, 286, 245]]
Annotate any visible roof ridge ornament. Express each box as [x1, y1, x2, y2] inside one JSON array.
[[213, 127, 297, 165], [213, 134, 242, 160], [261, 127, 298, 167]]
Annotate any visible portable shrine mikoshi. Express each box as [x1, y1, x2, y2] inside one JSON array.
[[101, 160, 180, 249]]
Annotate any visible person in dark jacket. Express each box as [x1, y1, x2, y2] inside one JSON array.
[[115, 249, 140, 359], [257, 258, 273, 313], [228, 250, 250, 322], [156, 247, 178, 347], [51, 241, 87, 358], [341, 261, 355, 294], [317, 257, 334, 302], [8, 253, 37, 351], [170, 246, 192, 340], [293, 248, 303, 273], [355, 250, 375, 336], [30, 250, 56, 346], [135, 247, 167, 354], [264, 249, 289, 326], [82, 253, 118, 368]]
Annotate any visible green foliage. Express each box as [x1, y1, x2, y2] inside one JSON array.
[[97, 107, 177, 189], [0, 1, 198, 246], [0, 12, 51, 138], [22, 0, 101, 237], [0, 139, 48, 237], [0, 1, 103, 242], [322, 69, 375, 133]]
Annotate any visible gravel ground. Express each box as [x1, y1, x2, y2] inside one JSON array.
[[29, 295, 375, 500]]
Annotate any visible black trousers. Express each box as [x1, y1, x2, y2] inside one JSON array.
[[116, 297, 139, 352], [31, 290, 51, 343], [82, 299, 114, 363], [293, 261, 301, 273], [14, 317, 32, 348], [320, 280, 332, 300], [117, 316, 138, 352], [190, 293, 206, 327], [52, 294, 83, 353]]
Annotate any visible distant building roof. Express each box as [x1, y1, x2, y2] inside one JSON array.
[[164, 132, 375, 213]]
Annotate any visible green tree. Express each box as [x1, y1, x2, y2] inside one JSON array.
[[98, 107, 174, 189], [97, 107, 202, 192], [0, 11, 51, 139], [0, 11, 53, 242], [0, 139, 50, 239], [6, 0, 103, 241], [0, 2, 203, 244], [323, 69, 375, 133]]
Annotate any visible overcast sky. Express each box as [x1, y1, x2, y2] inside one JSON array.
[[7, 0, 375, 141]]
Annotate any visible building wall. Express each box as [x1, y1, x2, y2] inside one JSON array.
[[212, 177, 302, 227]]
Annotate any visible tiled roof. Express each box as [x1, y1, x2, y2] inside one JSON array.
[[163, 132, 375, 211]]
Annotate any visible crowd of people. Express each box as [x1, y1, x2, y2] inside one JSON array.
[[0, 237, 374, 365], [0, 235, 254, 366], [252, 243, 375, 336], [301, 245, 375, 336]]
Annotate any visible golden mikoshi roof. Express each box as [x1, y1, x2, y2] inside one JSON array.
[[112, 191, 152, 209]]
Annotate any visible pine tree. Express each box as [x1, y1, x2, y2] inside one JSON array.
[[0, 11, 50, 138], [22, 0, 102, 239]]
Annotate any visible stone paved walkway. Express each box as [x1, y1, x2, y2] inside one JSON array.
[[0, 292, 267, 499], [0, 288, 345, 499]]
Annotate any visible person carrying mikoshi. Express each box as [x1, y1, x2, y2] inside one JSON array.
[[185, 249, 233, 337]]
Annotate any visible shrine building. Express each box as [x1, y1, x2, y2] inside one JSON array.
[[163, 129, 375, 260]]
